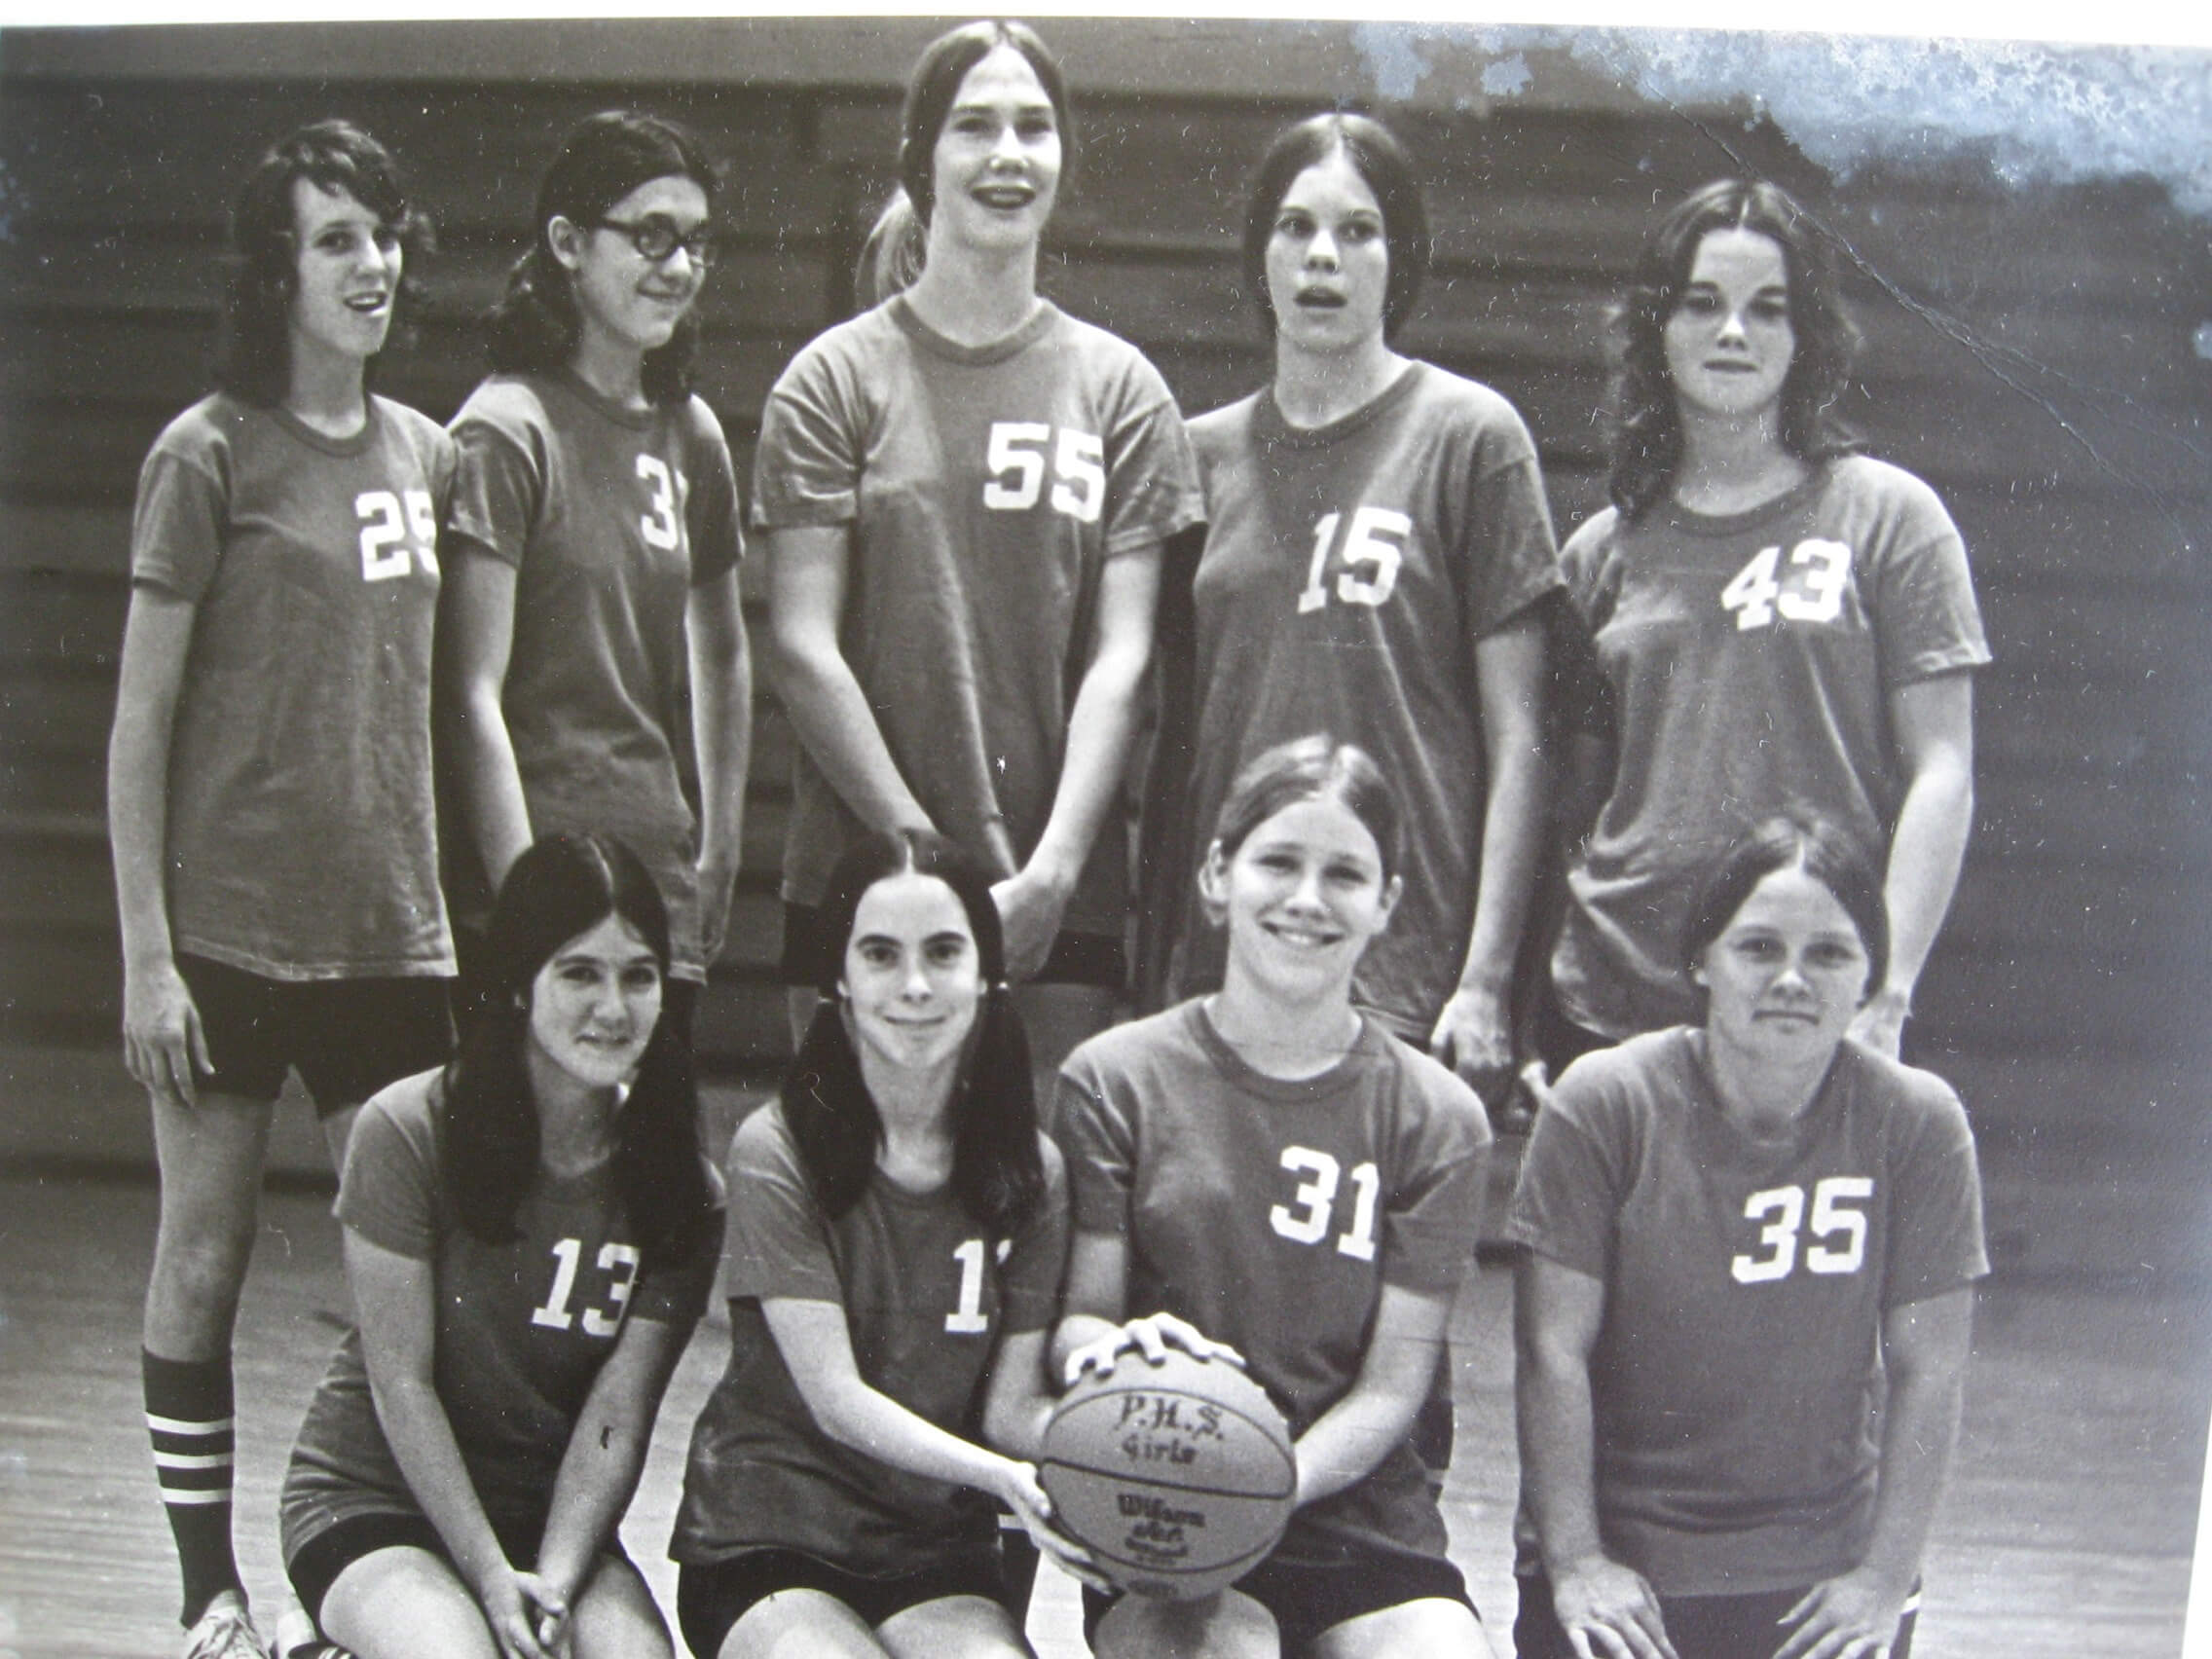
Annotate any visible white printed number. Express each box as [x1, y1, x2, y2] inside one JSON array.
[[1719, 539, 1853, 630], [1297, 505, 1409, 614], [982, 423, 1105, 523], [1268, 1147, 1382, 1262], [355, 489, 438, 582], [638, 455, 686, 551], [1729, 1176, 1873, 1283], [530, 1237, 642, 1336], [945, 1236, 1014, 1335]]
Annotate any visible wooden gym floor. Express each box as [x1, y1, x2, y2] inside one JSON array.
[[2, 1073, 2207, 1657]]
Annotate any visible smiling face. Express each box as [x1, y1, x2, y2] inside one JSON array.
[[526, 911, 663, 1095], [927, 43, 1062, 255], [1206, 793, 1400, 1008], [1663, 226, 1796, 425], [553, 172, 710, 359], [841, 871, 985, 1082], [1694, 862, 1869, 1066], [1265, 146, 1390, 356], [285, 178, 401, 372]]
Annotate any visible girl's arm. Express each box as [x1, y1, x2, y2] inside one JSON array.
[[107, 588, 209, 1107], [347, 1229, 557, 1659], [979, 1325, 1108, 1585], [1774, 1286, 1974, 1659], [996, 542, 1162, 980], [1431, 611, 1548, 1100], [531, 1310, 696, 1646], [1287, 1281, 1449, 1508], [1516, 1252, 1679, 1659], [436, 551, 535, 893], [764, 524, 934, 836], [1853, 674, 1975, 1057], [686, 567, 752, 966]]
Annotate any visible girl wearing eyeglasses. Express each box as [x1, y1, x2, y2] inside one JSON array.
[[440, 110, 751, 1050]]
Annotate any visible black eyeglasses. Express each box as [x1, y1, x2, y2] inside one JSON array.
[[593, 215, 720, 268]]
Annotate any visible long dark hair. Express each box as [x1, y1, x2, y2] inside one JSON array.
[[441, 832, 713, 1266], [784, 830, 1044, 1235], [1609, 178, 1859, 521], [1240, 111, 1428, 343], [1679, 811, 1888, 1003], [485, 110, 717, 406], [213, 119, 430, 408], [897, 19, 1075, 228]]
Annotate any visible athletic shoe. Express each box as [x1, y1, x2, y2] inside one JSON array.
[[180, 1591, 269, 1659]]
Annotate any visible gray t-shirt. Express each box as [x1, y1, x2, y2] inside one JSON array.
[[753, 297, 1204, 938], [443, 372, 743, 980], [130, 392, 456, 978]]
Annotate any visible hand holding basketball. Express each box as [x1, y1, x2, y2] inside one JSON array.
[[1063, 1310, 1246, 1385], [992, 1455, 1112, 1591]]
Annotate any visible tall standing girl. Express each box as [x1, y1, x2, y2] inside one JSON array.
[[1545, 179, 1987, 1067], [440, 110, 750, 1045], [758, 19, 1204, 1088], [108, 120, 454, 1659], [1054, 737, 1494, 1659], [670, 830, 1086, 1659], [1163, 112, 1559, 1107]]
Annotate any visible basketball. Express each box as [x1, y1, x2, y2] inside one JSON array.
[[1040, 1346, 1297, 1600]]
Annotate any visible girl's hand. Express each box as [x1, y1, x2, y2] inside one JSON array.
[[695, 852, 739, 967], [122, 957, 211, 1109], [473, 1564, 559, 1659], [1429, 982, 1514, 1108], [1063, 1312, 1246, 1385], [1774, 1567, 1912, 1659], [1550, 1554, 1679, 1659], [996, 1458, 1112, 1592], [991, 866, 1072, 982]]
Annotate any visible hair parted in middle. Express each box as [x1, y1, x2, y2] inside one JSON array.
[[1241, 110, 1429, 343], [1206, 733, 1407, 895], [1677, 810, 1889, 1003], [783, 829, 1046, 1236], [896, 18, 1074, 228], [439, 830, 714, 1268], [485, 109, 719, 406], [214, 118, 432, 408], [1609, 177, 1860, 521]]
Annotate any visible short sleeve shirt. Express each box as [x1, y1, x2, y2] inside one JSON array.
[[1506, 1029, 1987, 1594], [130, 393, 456, 978], [1170, 364, 1562, 1036], [1551, 456, 1990, 1038], [443, 373, 744, 979], [1054, 1001, 1491, 1567], [279, 1070, 714, 1558], [671, 1103, 1070, 1576], [753, 298, 1204, 938]]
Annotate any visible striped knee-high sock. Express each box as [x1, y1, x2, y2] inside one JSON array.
[[143, 1348, 240, 1627]]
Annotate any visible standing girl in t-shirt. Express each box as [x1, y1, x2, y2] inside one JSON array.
[[1544, 179, 1988, 1068], [440, 110, 750, 1048], [1510, 814, 1984, 1659], [1053, 736, 1495, 1659], [670, 830, 1089, 1659], [107, 120, 455, 1659], [279, 831, 719, 1659], [757, 20, 1204, 1090], [1162, 112, 1560, 1112]]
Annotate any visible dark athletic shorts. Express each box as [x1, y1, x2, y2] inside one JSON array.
[[777, 901, 1124, 991], [285, 1510, 632, 1628], [177, 954, 450, 1113], [1513, 1567, 1920, 1659], [678, 1546, 1012, 1655], [1084, 1545, 1476, 1654]]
